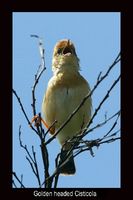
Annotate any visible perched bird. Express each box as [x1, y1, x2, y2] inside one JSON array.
[[42, 39, 92, 175]]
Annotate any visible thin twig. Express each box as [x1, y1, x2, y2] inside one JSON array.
[[99, 137, 121, 145], [82, 75, 121, 138], [20, 175, 23, 188], [53, 154, 60, 188], [38, 113, 45, 139], [13, 89, 38, 134], [40, 141, 51, 188], [98, 129, 120, 142], [102, 112, 120, 138], [74, 128, 120, 151], [83, 110, 120, 136], [54, 173, 60, 188], [73, 136, 121, 158], [32, 146, 42, 188], [26, 156, 37, 175], [19, 126, 42, 187], [12, 180, 17, 188], [19, 125, 35, 163], [31, 36, 46, 117], [12, 172, 25, 188]]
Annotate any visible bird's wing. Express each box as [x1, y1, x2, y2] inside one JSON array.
[[42, 78, 57, 135]]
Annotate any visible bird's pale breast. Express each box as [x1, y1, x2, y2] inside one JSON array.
[[42, 72, 91, 146]]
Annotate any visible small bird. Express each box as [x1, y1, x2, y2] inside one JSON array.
[[42, 39, 92, 175]]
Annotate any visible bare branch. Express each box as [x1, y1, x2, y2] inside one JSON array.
[[19, 125, 35, 163], [32, 146, 41, 188], [53, 154, 60, 188], [82, 75, 121, 138], [38, 113, 45, 139], [96, 52, 120, 84], [19, 126, 42, 187], [97, 71, 102, 82], [20, 175, 23, 188], [12, 180, 17, 188], [98, 129, 120, 142], [40, 141, 52, 188], [26, 156, 37, 176], [73, 136, 120, 159], [12, 89, 38, 134], [12, 172, 25, 188], [31, 35, 46, 117], [83, 110, 120, 136], [12, 89, 30, 125], [102, 112, 120, 138], [99, 136, 121, 145]]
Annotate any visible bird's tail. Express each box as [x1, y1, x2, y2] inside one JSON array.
[[59, 150, 76, 175]]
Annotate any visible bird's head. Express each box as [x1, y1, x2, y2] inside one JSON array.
[[52, 39, 80, 74]]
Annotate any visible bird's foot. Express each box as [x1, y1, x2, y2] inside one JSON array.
[[30, 115, 49, 128]]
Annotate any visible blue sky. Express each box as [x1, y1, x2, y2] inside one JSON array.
[[13, 12, 120, 188]]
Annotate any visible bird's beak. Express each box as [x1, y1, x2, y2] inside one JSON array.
[[67, 39, 70, 47], [62, 40, 73, 55]]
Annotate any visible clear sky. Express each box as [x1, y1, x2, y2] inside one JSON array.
[[13, 12, 120, 188]]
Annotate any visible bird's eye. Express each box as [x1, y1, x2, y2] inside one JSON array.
[[57, 48, 62, 54]]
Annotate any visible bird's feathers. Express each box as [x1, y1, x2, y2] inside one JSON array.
[[42, 39, 92, 175]]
